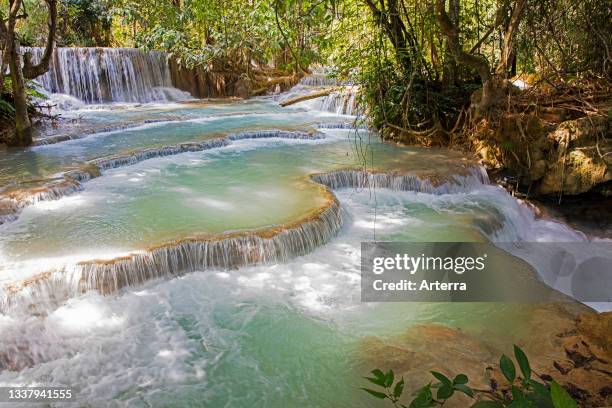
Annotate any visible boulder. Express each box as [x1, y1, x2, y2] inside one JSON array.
[[537, 116, 611, 195]]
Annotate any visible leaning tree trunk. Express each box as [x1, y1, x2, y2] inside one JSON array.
[[23, 0, 57, 80], [2, 0, 57, 147], [436, 0, 527, 116], [435, 0, 500, 116], [496, 0, 526, 78], [363, 0, 415, 76], [7, 38, 32, 146]]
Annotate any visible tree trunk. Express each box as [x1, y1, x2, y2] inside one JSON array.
[[274, 0, 305, 74], [0, 18, 7, 97], [442, 0, 460, 86], [435, 0, 498, 115], [363, 0, 414, 75], [22, 0, 57, 80], [2, 0, 57, 146], [496, 0, 526, 78], [7, 38, 32, 146]]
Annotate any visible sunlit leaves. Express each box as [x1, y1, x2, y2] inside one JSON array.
[[362, 344, 579, 408]]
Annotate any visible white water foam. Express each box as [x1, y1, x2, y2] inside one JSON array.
[[23, 47, 191, 104]]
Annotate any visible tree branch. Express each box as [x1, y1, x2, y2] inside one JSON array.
[[435, 0, 491, 84], [435, 0, 496, 113], [496, 0, 526, 76], [274, 0, 305, 74], [22, 0, 57, 80]]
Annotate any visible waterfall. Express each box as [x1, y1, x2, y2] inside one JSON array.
[[311, 167, 490, 194], [33, 118, 186, 146], [23, 47, 191, 103], [0, 164, 493, 313], [315, 89, 361, 116], [316, 122, 368, 130], [299, 74, 338, 87], [1, 195, 343, 314], [0, 179, 83, 225]]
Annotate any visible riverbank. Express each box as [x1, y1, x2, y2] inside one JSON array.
[[359, 305, 611, 407]]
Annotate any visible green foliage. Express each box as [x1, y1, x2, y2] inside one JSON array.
[[361, 345, 579, 408], [0, 99, 17, 121], [0, 77, 48, 131], [499, 354, 516, 383], [550, 382, 578, 408], [107, 0, 334, 72], [3, 0, 113, 46], [514, 344, 531, 383], [517, 0, 611, 77]]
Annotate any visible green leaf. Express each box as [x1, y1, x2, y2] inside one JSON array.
[[453, 374, 469, 385], [550, 382, 578, 408], [437, 384, 454, 400], [366, 368, 388, 387], [500, 354, 516, 383], [511, 385, 526, 401], [371, 369, 385, 379], [385, 369, 395, 388], [507, 400, 531, 408], [394, 377, 405, 399], [409, 385, 433, 408], [430, 371, 452, 386], [454, 383, 475, 398], [361, 388, 388, 399], [471, 402, 504, 408], [529, 380, 554, 407], [365, 376, 387, 387], [514, 345, 531, 381]]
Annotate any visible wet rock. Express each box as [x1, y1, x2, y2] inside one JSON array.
[[554, 359, 574, 375], [473, 113, 611, 196], [234, 79, 250, 99], [576, 311, 612, 356], [538, 115, 611, 195], [358, 305, 611, 407], [565, 368, 612, 400], [540, 312, 612, 407], [530, 159, 547, 180], [359, 324, 496, 407], [563, 336, 596, 366]]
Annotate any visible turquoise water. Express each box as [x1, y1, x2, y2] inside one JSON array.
[[0, 186, 560, 407], [0, 95, 592, 407], [0, 100, 339, 186], [0, 124, 475, 265]]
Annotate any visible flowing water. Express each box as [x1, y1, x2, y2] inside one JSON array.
[[23, 47, 191, 104], [0, 66, 608, 407]]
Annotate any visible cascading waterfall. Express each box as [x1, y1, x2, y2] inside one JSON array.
[[312, 167, 490, 193], [23, 47, 191, 103], [0, 179, 83, 225], [315, 88, 361, 116], [298, 74, 338, 87], [33, 117, 185, 146], [1, 196, 342, 314], [282, 69, 361, 115], [316, 122, 368, 130], [0, 164, 494, 313], [4, 53, 609, 407]]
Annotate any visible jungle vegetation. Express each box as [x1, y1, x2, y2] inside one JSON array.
[[0, 0, 610, 152]]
